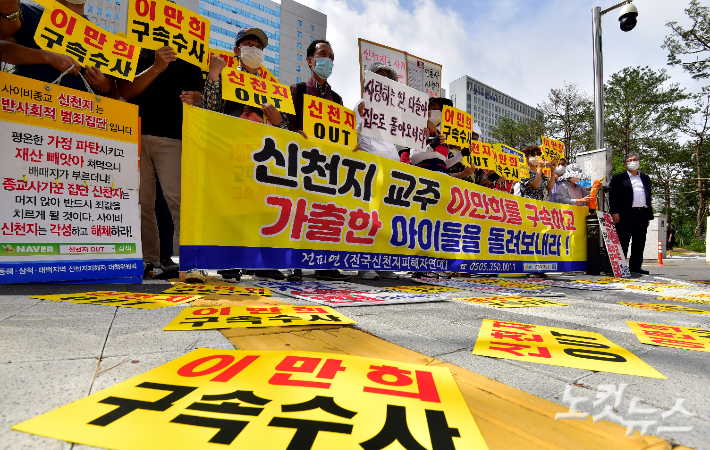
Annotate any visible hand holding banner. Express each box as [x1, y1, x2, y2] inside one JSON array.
[[34, 2, 140, 81], [441, 105, 474, 147], [302, 94, 356, 149], [222, 70, 295, 115]]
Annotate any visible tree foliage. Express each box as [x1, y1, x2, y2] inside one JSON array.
[[663, 0, 710, 87], [537, 82, 594, 159], [489, 116, 545, 152]]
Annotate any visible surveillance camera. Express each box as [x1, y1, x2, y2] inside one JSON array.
[[618, 3, 638, 32]]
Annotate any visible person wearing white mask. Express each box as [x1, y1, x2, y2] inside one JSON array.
[[549, 157, 568, 202], [517, 146, 556, 200], [556, 163, 593, 206], [609, 153, 653, 275], [202, 28, 288, 130]]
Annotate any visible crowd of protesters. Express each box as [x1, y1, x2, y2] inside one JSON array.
[[0, 8, 607, 281]]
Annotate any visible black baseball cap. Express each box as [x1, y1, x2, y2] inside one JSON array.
[[235, 27, 268, 49]]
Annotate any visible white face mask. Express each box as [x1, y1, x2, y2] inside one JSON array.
[[555, 165, 566, 175], [428, 110, 442, 125], [569, 177, 580, 184], [239, 46, 264, 69], [528, 156, 540, 165], [626, 160, 640, 170]]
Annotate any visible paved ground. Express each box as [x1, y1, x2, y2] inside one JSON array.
[[1, 255, 708, 449]]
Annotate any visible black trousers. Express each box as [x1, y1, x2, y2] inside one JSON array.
[[615, 209, 650, 271]]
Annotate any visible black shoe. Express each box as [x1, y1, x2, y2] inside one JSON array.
[[631, 268, 650, 275], [254, 269, 286, 280], [315, 269, 350, 281], [287, 269, 302, 281], [217, 269, 241, 281]]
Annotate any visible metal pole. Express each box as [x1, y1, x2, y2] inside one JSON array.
[[592, 6, 611, 213]]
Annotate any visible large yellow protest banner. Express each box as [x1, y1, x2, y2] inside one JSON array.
[[180, 106, 588, 274], [472, 319, 666, 378], [13, 349, 489, 449]]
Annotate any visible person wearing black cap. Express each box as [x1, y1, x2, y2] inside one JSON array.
[[202, 27, 288, 129], [117, 46, 204, 280]]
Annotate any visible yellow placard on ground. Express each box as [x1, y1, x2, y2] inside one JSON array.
[[441, 105, 474, 147], [648, 282, 688, 289], [34, 2, 140, 81], [163, 285, 270, 296], [627, 321, 710, 352], [13, 349, 489, 449], [222, 69, 295, 114], [385, 285, 462, 293], [493, 144, 523, 182], [465, 279, 547, 290], [619, 302, 710, 314], [302, 94, 356, 149], [164, 305, 356, 330], [596, 276, 635, 283], [468, 140, 497, 171], [625, 284, 664, 292], [540, 136, 565, 161], [127, 0, 210, 70], [657, 296, 710, 305], [472, 319, 665, 378], [30, 291, 199, 309], [456, 296, 567, 308], [688, 292, 710, 298], [572, 279, 612, 284]]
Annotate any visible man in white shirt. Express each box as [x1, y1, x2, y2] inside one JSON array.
[[609, 153, 654, 274]]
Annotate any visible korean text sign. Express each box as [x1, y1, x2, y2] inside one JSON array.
[[222, 69, 295, 115], [406, 55, 442, 97], [441, 105, 474, 147], [360, 71, 429, 150], [597, 211, 631, 277], [302, 94, 356, 149], [493, 144, 524, 182], [180, 105, 589, 274], [13, 349, 489, 449], [0, 72, 141, 283], [358, 39, 407, 84], [472, 319, 666, 378], [164, 305, 356, 330], [127, 0, 210, 70], [627, 321, 710, 352], [163, 284, 270, 296], [468, 140, 497, 171], [31, 291, 199, 309], [34, 2, 140, 81], [540, 135, 565, 161]]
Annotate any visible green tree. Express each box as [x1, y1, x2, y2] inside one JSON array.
[[604, 66, 692, 159], [678, 96, 710, 236], [538, 82, 594, 159], [663, 0, 710, 87], [490, 116, 545, 152]]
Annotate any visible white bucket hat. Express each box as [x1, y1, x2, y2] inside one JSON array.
[[559, 163, 589, 181]]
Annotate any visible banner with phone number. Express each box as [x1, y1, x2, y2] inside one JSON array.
[[180, 105, 588, 273], [34, 1, 140, 81]]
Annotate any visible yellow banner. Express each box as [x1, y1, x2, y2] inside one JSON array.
[[472, 319, 666, 378], [688, 292, 710, 298], [493, 144, 524, 182], [441, 105, 474, 147], [164, 305, 356, 330], [180, 105, 588, 274], [627, 321, 710, 352], [540, 135, 564, 161], [464, 279, 547, 290], [127, 0, 210, 70], [624, 284, 664, 292], [468, 140, 497, 171], [385, 285, 462, 293], [0, 72, 139, 143], [302, 94, 356, 149], [207, 48, 279, 83], [34, 2, 140, 81], [456, 296, 568, 308], [13, 349, 489, 449], [30, 291, 198, 308], [619, 302, 710, 314], [657, 296, 710, 305], [162, 284, 270, 296], [222, 70, 295, 115]]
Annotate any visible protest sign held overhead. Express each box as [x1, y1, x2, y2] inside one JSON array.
[[541, 135, 565, 161], [302, 94, 356, 149], [358, 38, 407, 86], [406, 54, 442, 97], [441, 105, 474, 147], [34, 2, 140, 81], [469, 140, 497, 171], [0, 72, 141, 283], [360, 70, 429, 150], [222, 70, 295, 115], [13, 349, 489, 449], [127, 0, 210, 70], [493, 144, 524, 182]]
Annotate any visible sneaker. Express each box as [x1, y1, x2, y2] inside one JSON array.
[[423, 272, 440, 278], [359, 270, 379, 280], [185, 269, 207, 283], [154, 259, 178, 279], [377, 271, 399, 279], [143, 261, 161, 278], [438, 272, 452, 279], [161, 258, 179, 270], [315, 269, 350, 281], [253, 269, 286, 280], [217, 269, 241, 281], [286, 269, 302, 281], [411, 271, 431, 279]]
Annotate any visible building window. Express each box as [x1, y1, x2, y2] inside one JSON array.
[[296, 54, 301, 60], [88, 4, 93, 12], [114, 27, 118, 33], [115, 12, 119, 19], [297, 31, 302, 37], [106, 10, 111, 18], [97, 7, 102, 14], [310, 36, 314, 41], [311, 25, 314, 31], [296, 66, 301, 72], [116, 0, 120, 4], [297, 43, 302, 49], [296, 77, 301, 83], [298, 20, 302, 26]]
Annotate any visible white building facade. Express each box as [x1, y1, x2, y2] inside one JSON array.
[[449, 75, 542, 144], [82, 0, 326, 86]]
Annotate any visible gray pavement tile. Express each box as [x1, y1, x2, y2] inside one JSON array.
[[0, 297, 41, 322], [110, 304, 187, 327], [0, 358, 96, 450], [89, 350, 188, 394], [12, 300, 119, 318], [101, 326, 234, 358], [354, 320, 470, 357]]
